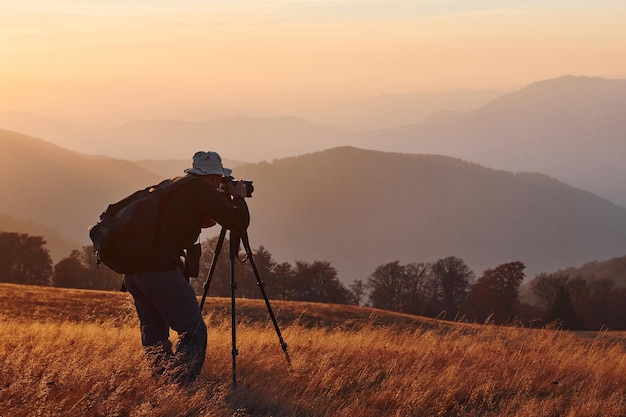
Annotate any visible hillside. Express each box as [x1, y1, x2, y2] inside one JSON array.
[[234, 147, 626, 282], [0, 213, 79, 262], [2, 76, 624, 208], [2, 283, 626, 417], [2, 133, 626, 284], [0, 283, 446, 331], [0, 111, 90, 151], [360, 75, 626, 207], [557, 254, 626, 287], [0, 129, 160, 242]]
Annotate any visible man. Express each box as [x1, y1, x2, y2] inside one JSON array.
[[123, 151, 250, 385]]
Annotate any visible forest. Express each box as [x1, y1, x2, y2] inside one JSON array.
[[2, 231, 625, 331]]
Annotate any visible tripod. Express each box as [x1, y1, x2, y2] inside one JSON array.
[[199, 227, 291, 386]]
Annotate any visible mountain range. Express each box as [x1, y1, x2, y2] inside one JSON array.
[[1, 129, 625, 284], [1, 75, 624, 208], [0, 130, 160, 246], [360, 75, 626, 207], [233, 147, 626, 283]]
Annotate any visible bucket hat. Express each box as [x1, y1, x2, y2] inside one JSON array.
[[184, 151, 232, 176]]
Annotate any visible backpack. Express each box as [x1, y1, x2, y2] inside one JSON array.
[[88, 176, 194, 274]]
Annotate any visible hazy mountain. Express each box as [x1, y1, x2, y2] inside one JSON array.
[[0, 111, 91, 151], [233, 147, 626, 283], [0, 212, 80, 263], [174, 106, 264, 122], [301, 89, 508, 130], [359, 75, 626, 207], [556, 255, 626, 288], [2, 131, 626, 285], [0, 113, 358, 162], [3, 75, 622, 208], [87, 117, 359, 161], [0, 129, 160, 243]]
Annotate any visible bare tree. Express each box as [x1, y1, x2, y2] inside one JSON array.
[[0, 232, 52, 286], [349, 279, 367, 306], [401, 262, 430, 315], [430, 256, 474, 319], [466, 261, 525, 323], [53, 250, 90, 289], [367, 261, 404, 311], [293, 260, 349, 304]]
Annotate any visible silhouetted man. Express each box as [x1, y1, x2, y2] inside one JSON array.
[[124, 151, 249, 385]]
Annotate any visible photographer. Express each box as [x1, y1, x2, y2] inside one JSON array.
[[123, 151, 250, 385]]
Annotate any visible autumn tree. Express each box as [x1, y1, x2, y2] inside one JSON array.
[[465, 261, 526, 323], [192, 237, 351, 305], [271, 262, 296, 301], [367, 261, 404, 311], [582, 278, 616, 329], [531, 273, 569, 312], [80, 245, 123, 290], [53, 250, 91, 289], [531, 273, 579, 329], [235, 245, 277, 299], [0, 232, 52, 286], [430, 256, 474, 319], [349, 279, 367, 306], [292, 260, 350, 304], [367, 261, 430, 314], [401, 262, 430, 315]]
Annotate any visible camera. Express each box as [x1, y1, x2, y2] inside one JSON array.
[[219, 176, 254, 198]]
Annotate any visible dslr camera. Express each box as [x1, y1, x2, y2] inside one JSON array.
[[219, 176, 254, 198]]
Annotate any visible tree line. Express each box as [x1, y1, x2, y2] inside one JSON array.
[[2, 231, 626, 330]]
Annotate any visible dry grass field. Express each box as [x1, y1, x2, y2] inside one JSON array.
[[1, 283, 626, 417]]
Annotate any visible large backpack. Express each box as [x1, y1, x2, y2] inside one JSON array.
[[88, 176, 194, 274]]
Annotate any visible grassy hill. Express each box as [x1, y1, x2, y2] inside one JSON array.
[[1, 283, 626, 416], [0, 283, 451, 332]]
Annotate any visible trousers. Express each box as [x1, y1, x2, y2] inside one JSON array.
[[124, 268, 207, 385]]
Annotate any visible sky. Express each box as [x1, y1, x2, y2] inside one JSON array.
[[1, 0, 625, 122]]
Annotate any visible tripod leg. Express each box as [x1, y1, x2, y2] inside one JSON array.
[[229, 230, 241, 387], [240, 232, 291, 366], [199, 227, 227, 311]]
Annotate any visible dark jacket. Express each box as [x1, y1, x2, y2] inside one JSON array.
[[148, 175, 250, 269]]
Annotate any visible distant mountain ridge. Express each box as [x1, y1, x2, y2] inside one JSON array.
[[1, 75, 623, 207], [0, 129, 160, 242], [234, 147, 626, 282], [1, 132, 625, 283], [0, 212, 79, 262], [360, 75, 626, 207]]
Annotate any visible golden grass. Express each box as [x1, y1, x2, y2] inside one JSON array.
[[1, 283, 626, 416]]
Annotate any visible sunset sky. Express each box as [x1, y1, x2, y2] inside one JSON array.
[[1, 0, 625, 122]]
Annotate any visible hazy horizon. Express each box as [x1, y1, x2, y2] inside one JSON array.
[[1, 1, 625, 127]]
